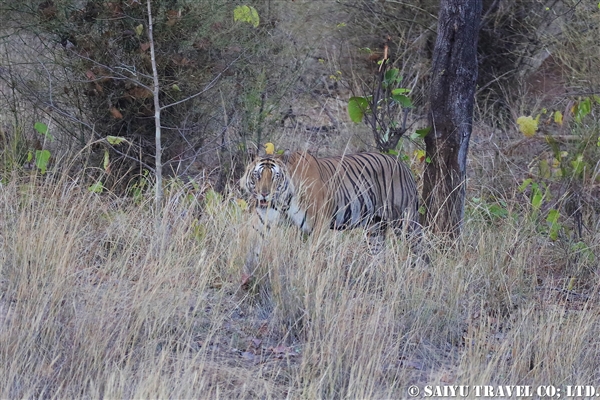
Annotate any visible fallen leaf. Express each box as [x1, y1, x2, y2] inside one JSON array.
[[106, 2, 123, 16], [127, 86, 153, 100], [166, 9, 181, 26], [109, 107, 123, 119], [140, 42, 151, 52], [171, 55, 193, 66]]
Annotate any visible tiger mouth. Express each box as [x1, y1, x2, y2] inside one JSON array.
[[258, 200, 270, 208]]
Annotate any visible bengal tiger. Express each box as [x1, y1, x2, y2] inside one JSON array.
[[240, 150, 422, 267]]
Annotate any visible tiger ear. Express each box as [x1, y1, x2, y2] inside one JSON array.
[[246, 142, 259, 160], [282, 149, 292, 163]]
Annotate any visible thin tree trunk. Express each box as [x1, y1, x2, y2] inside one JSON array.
[[422, 0, 482, 239], [146, 0, 163, 208]]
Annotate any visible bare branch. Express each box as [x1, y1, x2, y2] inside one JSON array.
[[161, 53, 243, 111], [146, 0, 163, 207]]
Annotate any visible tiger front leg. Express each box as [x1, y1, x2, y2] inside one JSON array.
[[244, 207, 281, 270]]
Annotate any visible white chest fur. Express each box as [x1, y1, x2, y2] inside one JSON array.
[[285, 197, 311, 234], [256, 206, 281, 229]]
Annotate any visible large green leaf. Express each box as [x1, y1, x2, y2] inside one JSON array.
[[410, 127, 431, 140], [348, 97, 369, 123], [391, 93, 413, 108], [35, 149, 51, 174], [34, 122, 54, 141], [383, 69, 401, 88]]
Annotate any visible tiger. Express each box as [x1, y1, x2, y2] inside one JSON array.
[[240, 149, 422, 267]]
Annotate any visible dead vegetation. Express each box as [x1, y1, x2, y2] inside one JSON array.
[[0, 0, 599, 398], [0, 165, 598, 397]]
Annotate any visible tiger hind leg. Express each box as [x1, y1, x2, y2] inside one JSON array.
[[391, 215, 429, 265], [365, 219, 387, 255]]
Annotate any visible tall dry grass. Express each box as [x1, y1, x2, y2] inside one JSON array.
[[0, 171, 598, 399]]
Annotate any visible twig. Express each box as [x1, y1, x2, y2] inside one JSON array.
[[161, 53, 243, 111]]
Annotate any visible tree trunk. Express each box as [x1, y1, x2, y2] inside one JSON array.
[[422, 0, 482, 238]]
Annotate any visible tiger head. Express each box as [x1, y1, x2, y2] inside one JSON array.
[[241, 155, 293, 209]]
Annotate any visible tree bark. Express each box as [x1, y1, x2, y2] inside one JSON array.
[[422, 0, 482, 238]]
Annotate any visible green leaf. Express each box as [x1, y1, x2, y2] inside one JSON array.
[[135, 24, 143, 37], [384, 69, 398, 82], [546, 209, 560, 224], [539, 159, 551, 179], [570, 154, 585, 176], [547, 209, 561, 241], [531, 191, 544, 210], [549, 223, 560, 240], [488, 203, 508, 219], [574, 97, 591, 122], [107, 136, 127, 145], [103, 150, 110, 171], [383, 69, 401, 88], [518, 178, 533, 192], [391, 93, 413, 108], [553, 110, 563, 126], [35, 149, 51, 174], [34, 122, 54, 141], [572, 241, 596, 263], [204, 189, 223, 214], [27, 151, 33, 163], [234, 5, 260, 28], [517, 115, 538, 137], [348, 96, 369, 123], [391, 88, 410, 95], [34, 122, 48, 135], [410, 127, 431, 140], [88, 182, 104, 193]]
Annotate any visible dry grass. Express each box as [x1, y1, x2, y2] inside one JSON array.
[[1, 1, 599, 397], [0, 168, 598, 399]]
